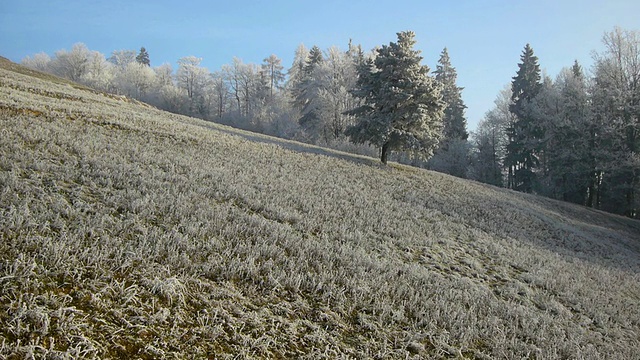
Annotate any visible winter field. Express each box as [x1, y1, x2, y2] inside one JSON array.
[[1, 57, 640, 359]]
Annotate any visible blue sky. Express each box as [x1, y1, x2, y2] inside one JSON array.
[[1, 0, 639, 130]]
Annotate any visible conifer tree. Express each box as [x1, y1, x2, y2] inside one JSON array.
[[428, 48, 469, 177], [346, 31, 445, 164], [296, 45, 324, 140], [506, 43, 542, 192], [434, 48, 468, 142], [286, 44, 309, 91], [136, 47, 150, 66]]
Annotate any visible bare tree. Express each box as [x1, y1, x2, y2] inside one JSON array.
[[50, 43, 91, 82]]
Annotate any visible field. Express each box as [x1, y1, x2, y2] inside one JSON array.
[[1, 57, 639, 359]]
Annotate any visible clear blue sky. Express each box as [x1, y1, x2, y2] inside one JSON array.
[[1, 0, 639, 130]]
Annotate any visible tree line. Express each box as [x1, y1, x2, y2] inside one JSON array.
[[20, 27, 639, 218], [474, 27, 639, 218], [20, 34, 467, 163]]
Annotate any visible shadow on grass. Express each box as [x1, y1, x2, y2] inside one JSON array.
[[193, 120, 387, 169]]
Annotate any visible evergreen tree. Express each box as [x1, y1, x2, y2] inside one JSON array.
[[136, 47, 150, 66], [506, 44, 542, 192], [285, 44, 309, 92], [295, 45, 324, 141], [433, 48, 468, 141], [429, 48, 469, 177], [304, 46, 323, 75], [345, 31, 445, 164]]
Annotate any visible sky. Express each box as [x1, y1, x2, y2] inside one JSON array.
[[1, 0, 639, 131]]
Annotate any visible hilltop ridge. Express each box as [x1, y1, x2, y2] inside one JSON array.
[[1, 59, 639, 358]]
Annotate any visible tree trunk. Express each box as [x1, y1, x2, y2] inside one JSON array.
[[586, 181, 594, 208], [381, 141, 390, 164]]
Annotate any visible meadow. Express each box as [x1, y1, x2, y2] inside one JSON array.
[[1, 58, 639, 359]]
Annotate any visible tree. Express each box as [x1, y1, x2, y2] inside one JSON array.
[[591, 27, 640, 217], [470, 86, 513, 186], [261, 54, 285, 99], [136, 47, 151, 66], [117, 62, 156, 99], [291, 45, 326, 141], [533, 63, 594, 203], [345, 31, 445, 164], [108, 49, 137, 70], [285, 44, 309, 92], [176, 56, 207, 99], [210, 71, 230, 119], [429, 48, 469, 177], [506, 43, 542, 192], [81, 51, 114, 92], [315, 46, 359, 142], [434, 48, 468, 142], [223, 57, 262, 119], [428, 138, 471, 178], [154, 63, 174, 87], [21, 52, 51, 72], [221, 57, 273, 130], [50, 43, 91, 82], [176, 56, 211, 116]]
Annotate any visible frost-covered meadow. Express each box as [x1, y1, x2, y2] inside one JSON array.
[[1, 59, 640, 358]]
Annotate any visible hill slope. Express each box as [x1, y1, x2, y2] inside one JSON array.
[[1, 60, 639, 359]]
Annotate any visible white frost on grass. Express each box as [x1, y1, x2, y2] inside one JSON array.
[[1, 65, 640, 358]]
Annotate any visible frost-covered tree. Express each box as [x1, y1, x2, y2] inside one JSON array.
[[108, 49, 137, 70], [154, 63, 174, 87], [221, 57, 273, 130], [346, 31, 445, 164], [50, 43, 91, 82], [470, 86, 513, 186], [428, 138, 471, 178], [223, 57, 262, 119], [136, 47, 151, 66], [286, 44, 309, 92], [532, 63, 594, 203], [428, 48, 469, 177], [294, 45, 325, 139], [261, 54, 285, 99], [176, 56, 207, 99], [21, 52, 51, 72], [591, 27, 640, 217], [159, 83, 188, 114], [210, 71, 229, 119], [434, 48, 468, 142], [506, 43, 542, 192], [223, 60, 242, 116], [118, 62, 156, 99], [176, 56, 211, 116], [147, 63, 175, 108], [81, 51, 114, 92], [314, 46, 359, 142]]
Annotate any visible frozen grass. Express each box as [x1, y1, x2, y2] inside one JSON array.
[[1, 61, 640, 359]]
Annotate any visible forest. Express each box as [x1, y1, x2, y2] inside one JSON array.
[[20, 27, 640, 218]]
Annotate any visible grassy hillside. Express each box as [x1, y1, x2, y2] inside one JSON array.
[[1, 59, 639, 359]]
